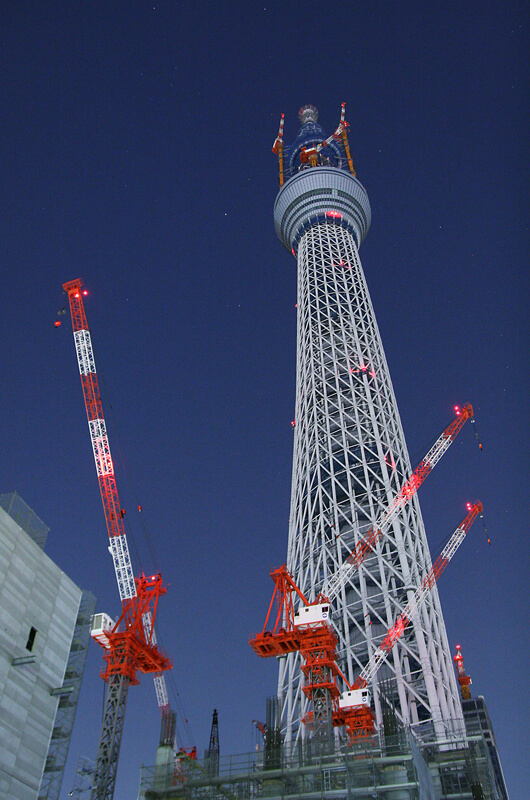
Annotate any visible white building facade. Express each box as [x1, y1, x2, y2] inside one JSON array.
[[0, 494, 83, 800]]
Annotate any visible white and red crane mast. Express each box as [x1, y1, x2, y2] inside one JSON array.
[[63, 278, 172, 800], [64, 280, 136, 602]]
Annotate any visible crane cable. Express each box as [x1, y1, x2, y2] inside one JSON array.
[[96, 362, 197, 743], [97, 366, 161, 576], [155, 623, 196, 746]]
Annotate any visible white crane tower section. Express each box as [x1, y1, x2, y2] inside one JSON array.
[[72, 326, 136, 603]]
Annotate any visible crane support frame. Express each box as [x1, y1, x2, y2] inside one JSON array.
[[101, 575, 172, 683], [249, 565, 309, 656]]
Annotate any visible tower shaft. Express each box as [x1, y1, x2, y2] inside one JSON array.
[[273, 112, 463, 746]]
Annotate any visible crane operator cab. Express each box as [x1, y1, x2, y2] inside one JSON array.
[[339, 687, 372, 710], [293, 603, 331, 628], [91, 612, 115, 649]]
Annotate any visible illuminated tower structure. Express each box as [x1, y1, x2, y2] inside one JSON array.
[[273, 105, 464, 747]]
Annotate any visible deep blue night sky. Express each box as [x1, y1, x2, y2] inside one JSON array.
[[1, 2, 527, 797]]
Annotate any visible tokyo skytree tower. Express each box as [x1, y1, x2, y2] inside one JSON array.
[[273, 105, 463, 746]]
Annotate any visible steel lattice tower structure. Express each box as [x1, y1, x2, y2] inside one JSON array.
[[273, 105, 464, 747]]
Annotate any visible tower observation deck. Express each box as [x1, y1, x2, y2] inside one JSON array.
[[274, 105, 464, 747]]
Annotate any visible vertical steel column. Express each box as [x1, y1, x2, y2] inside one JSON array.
[[91, 675, 130, 800]]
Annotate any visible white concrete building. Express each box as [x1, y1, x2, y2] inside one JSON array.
[[0, 493, 83, 800]]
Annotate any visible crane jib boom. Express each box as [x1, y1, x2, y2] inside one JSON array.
[[352, 502, 483, 691], [323, 403, 474, 602], [64, 281, 137, 603]]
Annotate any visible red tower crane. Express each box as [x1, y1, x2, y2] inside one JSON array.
[[252, 503, 482, 744], [336, 502, 483, 741], [63, 279, 172, 800], [250, 406, 476, 743], [454, 643, 473, 700], [273, 103, 356, 187]]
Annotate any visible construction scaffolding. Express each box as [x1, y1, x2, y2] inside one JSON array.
[[38, 591, 97, 800], [138, 725, 500, 800], [0, 491, 50, 549]]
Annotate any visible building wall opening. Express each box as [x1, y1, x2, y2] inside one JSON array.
[[26, 626, 37, 652]]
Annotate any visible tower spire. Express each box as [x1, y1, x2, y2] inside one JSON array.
[[206, 709, 220, 777], [298, 104, 318, 124]]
